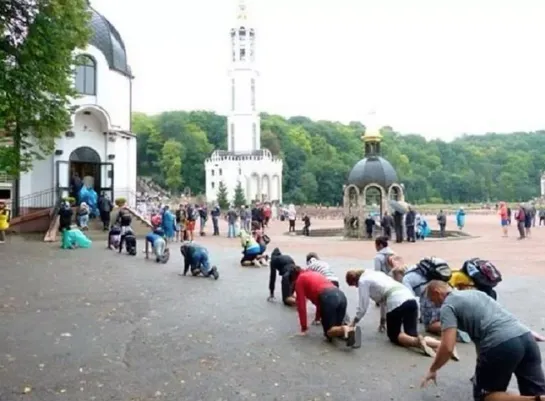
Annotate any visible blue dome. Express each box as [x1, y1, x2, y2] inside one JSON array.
[[89, 7, 132, 77]]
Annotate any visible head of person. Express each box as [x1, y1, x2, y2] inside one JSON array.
[[374, 236, 389, 252], [426, 280, 452, 307], [306, 252, 319, 263], [0, 201, 5, 211], [288, 265, 303, 283], [345, 269, 365, 287]]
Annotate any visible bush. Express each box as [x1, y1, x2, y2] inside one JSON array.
[[115, 197, 127, 207]]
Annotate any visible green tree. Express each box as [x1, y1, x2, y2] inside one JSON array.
[[233, 182, 246, 207], [216, 181, 229, 210], [159, 140, 183, 193], [0, 0, 91, 175]]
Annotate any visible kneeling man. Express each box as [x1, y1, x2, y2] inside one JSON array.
[[180, 242, 219, 280], [422, 280, 545, 401]]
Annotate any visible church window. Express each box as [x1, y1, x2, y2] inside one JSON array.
[[211, 182, 215, 189], [252, 123, 257, 150], [230, 123, 235, 150], [219, 168, 223, 176], [240, 48, 246, 61], [75, 54, 96, 95], [251, 79, 255, 110], [231, 79, 235, 111], [238, 168, 242, 175], [211, 170, 215, 176]]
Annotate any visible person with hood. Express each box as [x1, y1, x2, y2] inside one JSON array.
[[455, 207, 466, 230], [374, 236, 396, 275], [436, 210, 447, 237], [268, 247, 296, 305], [161, 206, 176, 242], [58, 201, 73, 232], [287, 204, 296, 232], [405, 207, 416, 242], [416, 217, 431, 240], [179, 242, 219, 279]]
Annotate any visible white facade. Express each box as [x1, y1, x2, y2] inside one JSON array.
[[18, 6, 137, 209], [205, 0, 283, 204]]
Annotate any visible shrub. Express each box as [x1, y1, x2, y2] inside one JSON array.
[[115, 197, 127, 207]]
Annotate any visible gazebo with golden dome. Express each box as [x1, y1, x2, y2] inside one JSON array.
[[343, 113, 405, 238]]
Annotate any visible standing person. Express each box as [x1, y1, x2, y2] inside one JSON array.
[[268, 247, 296, 305], [498, 202, 509, 237], [290, 268, 360, 348], [507, 206, 512, 225], [0, 201, 10, 244], [287, 204, 296, 232], [515, 204, 526, 240], [226, 206, 238, 238], [161, 206, 176, 242], [210, 203, 220, 236], [98, 193, 113, 231], [405, 207, 416, 242], [381, 212, 394, 239], [302, 214, 311, 236], [436, 210, 447, 238], [77, 202, 90, 230], [421, 281, 545, 400], [241, 205, 251, 232], [524, 205, 533, 238], [185, 203, 197, 241], [456, 207, 466, 230], [198, 204, 208, 236], [364, 214, 376, 239], [540, 208, 545, 226], [345, 269, 441, 357], [393, 210, 404, 243], [263, 203, 272, 227], [175, 204, 185, 242]]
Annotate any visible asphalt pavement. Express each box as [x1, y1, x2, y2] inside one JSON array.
[[0, 238, 544, 401]]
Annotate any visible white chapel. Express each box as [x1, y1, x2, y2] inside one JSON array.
[[15, 2, 137, 213], [204, 0, 283, 204]]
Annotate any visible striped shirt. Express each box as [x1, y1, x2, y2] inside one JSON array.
[[305, 258, 338, 283]]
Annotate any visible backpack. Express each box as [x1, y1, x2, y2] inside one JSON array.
[[462, 258, 502, 288], [187, 206, 195, 221], [415, 257, 452, 282]]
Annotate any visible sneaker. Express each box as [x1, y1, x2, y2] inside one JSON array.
[[351, 326, 362, 349], [211, 267, 219, 280], [451, 347, 460, 361], [418, 335, 436, 357]]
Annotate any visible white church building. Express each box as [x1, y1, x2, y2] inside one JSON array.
[[204, 1, 283, 204], [16, 3, 137, 214]]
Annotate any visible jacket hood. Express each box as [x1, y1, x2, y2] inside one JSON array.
[[378, 247, 395, 257], [271, 247, 282, 258]]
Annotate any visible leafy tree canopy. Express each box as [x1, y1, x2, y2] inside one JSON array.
[[0, 0, 91, 175], [133, 110, 545, 205]]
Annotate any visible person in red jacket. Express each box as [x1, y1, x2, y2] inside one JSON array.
[[290, 268, 361, 348]]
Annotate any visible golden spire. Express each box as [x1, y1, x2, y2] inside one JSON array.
[[362, 110, 383, 143], [237, 0, 248, 20]]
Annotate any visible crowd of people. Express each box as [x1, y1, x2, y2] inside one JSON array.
[[266, 236, 545, 401]]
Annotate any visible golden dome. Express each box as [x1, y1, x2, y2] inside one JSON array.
[[362, 127, 382, 142]]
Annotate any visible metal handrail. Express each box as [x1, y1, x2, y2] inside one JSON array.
[[18, 188, 56, 216]]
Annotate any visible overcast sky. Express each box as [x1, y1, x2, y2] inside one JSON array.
[[91, 0, 545, 140]]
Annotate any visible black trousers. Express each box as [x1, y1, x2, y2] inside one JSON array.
[[406, 225, 416, 242]]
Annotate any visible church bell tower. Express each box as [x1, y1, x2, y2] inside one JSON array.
[[227, 0, 260, 153]]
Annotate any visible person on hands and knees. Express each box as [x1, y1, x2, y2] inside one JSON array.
[[291, 267, 359, 348], [345, 269, 445, 357], [145, 227, 168, 263], [179, 242, 219, 280], [421, 280, 545, 401], [268, 247, 296, 305]]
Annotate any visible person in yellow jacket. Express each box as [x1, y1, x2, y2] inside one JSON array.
[[0, 201, 10, 244]]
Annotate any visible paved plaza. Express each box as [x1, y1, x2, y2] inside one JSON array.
[[0, 214, 544, 401]]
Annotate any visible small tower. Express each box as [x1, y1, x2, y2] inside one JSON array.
[[228, 0, 260, 153], [362, 111, 383, 157]]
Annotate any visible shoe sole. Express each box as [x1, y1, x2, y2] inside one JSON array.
[[451, 348, 460, 361], [418, 336, 436, 357]]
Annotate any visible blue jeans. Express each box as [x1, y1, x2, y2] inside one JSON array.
[[193, 248, 211, 275], [228, 223, 235, 238], [78, 214, 89, 228], [243, 219, 251, 232]]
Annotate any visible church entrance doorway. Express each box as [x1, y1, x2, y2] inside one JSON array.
[[56, 146, 114, 204]]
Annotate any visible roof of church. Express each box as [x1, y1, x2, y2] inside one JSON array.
[[89, 7, 132, 77], [213, 149, 273, 158]]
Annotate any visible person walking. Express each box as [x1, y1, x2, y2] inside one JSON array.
[[436, 209, 447, 237], [211, 203, 220, 236]]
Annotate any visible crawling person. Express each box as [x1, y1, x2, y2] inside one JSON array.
[[119, 227, 137, 255], [421, 280, 545, 400], [252, 221, 270, 262], [268, 247, 296, 305], [290, 267, 360, 348], [107, 224, 121, 249], [179, 242, 219, 279], [145, 226, 168, 263], [305, 252, 339, 286], [116, 206, 132, 235], [240, 229, 267, 266]]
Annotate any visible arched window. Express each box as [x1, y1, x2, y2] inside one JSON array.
[[75, 55, 96, 95]]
